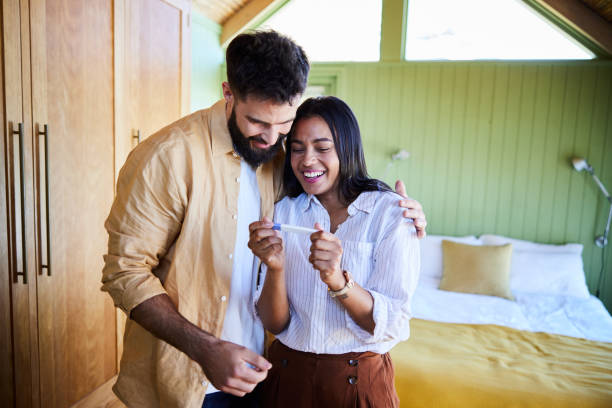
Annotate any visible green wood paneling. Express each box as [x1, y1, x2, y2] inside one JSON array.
[[586, 68, 612, 291], [456, 65, 483, 236], [310, 61, 612, 311]]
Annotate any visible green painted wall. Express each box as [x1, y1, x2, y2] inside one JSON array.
[[310, 61, 612, 310], [191, 11, 224, 112]]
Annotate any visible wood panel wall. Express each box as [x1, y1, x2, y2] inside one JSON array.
[[312, 61, 612, 310]]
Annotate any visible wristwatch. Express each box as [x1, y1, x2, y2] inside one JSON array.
[[328, 270, 355, 299]]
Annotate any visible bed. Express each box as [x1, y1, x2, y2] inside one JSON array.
[[390, 234, 612, 407]]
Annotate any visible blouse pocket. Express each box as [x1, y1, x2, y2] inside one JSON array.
[[340, 240, 375, 285]]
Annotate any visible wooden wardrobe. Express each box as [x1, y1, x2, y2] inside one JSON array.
[[0, 0, 191, 406]]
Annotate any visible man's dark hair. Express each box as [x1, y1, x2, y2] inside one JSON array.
[[226, 30, 309, 103], [283, 96, 391, 205]]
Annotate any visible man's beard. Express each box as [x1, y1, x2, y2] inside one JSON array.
[[228, 108, 284, 168]]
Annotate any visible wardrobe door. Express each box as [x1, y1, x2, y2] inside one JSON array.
[[29, 0, 117, 406], [1, 0, 40, 406], [112, 0, 191, 363], [114, 0, 191, 170], [0, 39, 12, 405]]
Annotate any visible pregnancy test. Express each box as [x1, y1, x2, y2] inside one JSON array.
[[272, 223, 317, 235]]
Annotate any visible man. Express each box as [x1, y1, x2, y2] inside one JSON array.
[[101, 31, 427, 408]]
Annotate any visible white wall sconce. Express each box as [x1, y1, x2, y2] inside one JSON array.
[[391, 149, 410, 161], [571, 157, 611, 248], [383, 149, 410, 180]]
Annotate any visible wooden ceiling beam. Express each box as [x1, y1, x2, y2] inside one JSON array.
[[529, 0, 612, 56], [193, 0, 250, 24], [220, 0, 288, 47], [581, 0, 612, 22]]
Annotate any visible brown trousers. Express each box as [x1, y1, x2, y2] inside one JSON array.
[[261, 340, 400, 408]]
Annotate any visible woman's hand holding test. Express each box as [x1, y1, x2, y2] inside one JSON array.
[[248, 216, 284, 272], [249, 216, 290, 334], [309, 222, 345, 290]]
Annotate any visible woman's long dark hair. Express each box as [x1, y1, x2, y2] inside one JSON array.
[[283, 96, 391, 206]]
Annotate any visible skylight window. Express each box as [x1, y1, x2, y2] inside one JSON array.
[[260, 0, 382, 62], [405, 0, 594, 60]]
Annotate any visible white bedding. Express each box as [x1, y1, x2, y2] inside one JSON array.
[[415, 234, 612, 343], [412, 283, 612, 343]]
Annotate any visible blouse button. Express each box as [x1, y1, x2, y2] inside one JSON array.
[[232, 214, 238, 220], [220, 295, 227, 302], [228, 253, 233, 259]]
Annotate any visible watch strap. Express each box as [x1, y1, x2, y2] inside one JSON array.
[[328, 270, 355, 298]]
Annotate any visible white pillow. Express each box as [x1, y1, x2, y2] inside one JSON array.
[[479, 234, 589, 298], [420, 235, 482, 284], [480, 234, 583, 254]]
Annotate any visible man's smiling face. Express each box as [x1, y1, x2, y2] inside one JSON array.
[[224, 82, 300, 167]]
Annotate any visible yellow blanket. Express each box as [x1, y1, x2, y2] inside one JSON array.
[[391, 319, 612, 408]]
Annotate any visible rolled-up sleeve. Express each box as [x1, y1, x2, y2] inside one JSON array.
[[345, 218, 420, 344], [101, 143, 186, 316]]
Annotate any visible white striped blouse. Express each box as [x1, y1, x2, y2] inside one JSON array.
[[255, 190, 420, 354]]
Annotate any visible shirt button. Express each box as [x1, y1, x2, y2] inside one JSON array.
[[235, 177, 240, 183], [347, 376, 358, 385], [348, 359, 358, 366], [201, 380, 207, 386], [232, 152, 239, 159], [228, 253, 233, 259], [220, 295, 227, 302], [232, 214, 238, 220]]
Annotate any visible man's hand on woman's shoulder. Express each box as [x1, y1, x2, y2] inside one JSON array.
[[394, 180, 427, 239]]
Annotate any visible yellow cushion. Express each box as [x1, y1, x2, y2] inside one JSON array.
[[440, 240, 514, 300]]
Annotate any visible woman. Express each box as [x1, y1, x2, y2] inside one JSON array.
[[248, 96, 420, 407]]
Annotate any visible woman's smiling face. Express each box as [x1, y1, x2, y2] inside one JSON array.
[[290, 116, 340, 201]]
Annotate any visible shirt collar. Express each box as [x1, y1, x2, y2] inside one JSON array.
[[209, 99, 238, 158], [348, 191, 377, 215], [300, 193, 319, 213], [299, 191, 378, 214]]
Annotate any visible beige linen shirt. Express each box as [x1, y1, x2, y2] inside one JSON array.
[[101, 100, 282, 408]]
